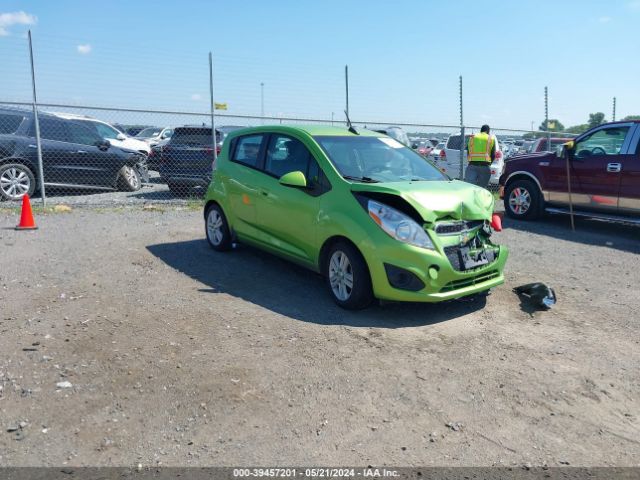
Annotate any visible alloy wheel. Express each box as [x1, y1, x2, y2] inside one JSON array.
[[328, 250, 354, 301], [124, 166, 140, 189], [0, 167, 31, 200], [207, 209, 224, 246], [509, 187, 531, 215]]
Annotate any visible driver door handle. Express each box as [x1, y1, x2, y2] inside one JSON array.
[[607, 163, 621, 173]]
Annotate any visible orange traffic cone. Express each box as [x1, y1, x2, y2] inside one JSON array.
[[491, 213, 502, 232], [15, 194, 38, 230]]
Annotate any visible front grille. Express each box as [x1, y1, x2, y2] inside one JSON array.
[[440, 270, 500, 293], [444, 245, 463, 271], [435, 220, 484, 235]]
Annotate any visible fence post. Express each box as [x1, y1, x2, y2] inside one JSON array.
[[458, 76, 464, 180], [208, 52, 217, 164], [27, 30, 46, 206], [545, 86, 550, 152]]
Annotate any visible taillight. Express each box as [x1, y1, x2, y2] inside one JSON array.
[[440, 149, 446, 159], [216, 146, 221, 155], [496, 150, 503, 160], [204, 146, 213, 155]]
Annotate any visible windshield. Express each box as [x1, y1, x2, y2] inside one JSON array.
[[315, 136, 447, 183], [135, 127, 162, 138]]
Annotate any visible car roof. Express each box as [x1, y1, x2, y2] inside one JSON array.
[[227, 124, 383, 138]]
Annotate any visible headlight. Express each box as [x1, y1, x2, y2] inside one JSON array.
[[367, 200, 434, 249]]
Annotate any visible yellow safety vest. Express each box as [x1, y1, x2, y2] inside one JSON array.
[[467, 133, 495, 164]]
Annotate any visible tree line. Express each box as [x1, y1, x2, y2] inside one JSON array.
[[537, 113, 640, 134]]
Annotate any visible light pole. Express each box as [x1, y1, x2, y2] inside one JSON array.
[[531, 121, 534, 132], [260, 82, 264, 120], [331, 112, 334, 125]]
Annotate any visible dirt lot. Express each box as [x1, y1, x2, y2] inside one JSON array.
[[0, 205, 638, 467]]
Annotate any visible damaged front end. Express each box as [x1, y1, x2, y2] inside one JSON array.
[[434, 218, 500, 272], [351, 182, 508, 301]]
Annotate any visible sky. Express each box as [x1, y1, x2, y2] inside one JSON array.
[[1, 0, 639, 131]]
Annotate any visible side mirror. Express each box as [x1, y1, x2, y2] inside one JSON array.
[[116, 133, 127, 141], [557, 141, 574, 159], [96, 139, 110, 151], [279, 170, 307, 188], [411, 143, 418, 149]]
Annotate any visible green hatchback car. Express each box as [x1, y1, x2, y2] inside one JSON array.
[[203, 125, 508, 309]]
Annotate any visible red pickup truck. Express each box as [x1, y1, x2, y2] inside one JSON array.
[[499, 121, 640, 224]]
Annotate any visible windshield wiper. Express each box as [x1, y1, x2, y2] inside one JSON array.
[[342, 175, 379, 183]]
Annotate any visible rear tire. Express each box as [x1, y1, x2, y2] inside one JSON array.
[[504, 179, 542, 220], [205, 203, 232, 251], [0, 163, 36, 201], [118, 165, 141, 192], [324, 240, 373, 310]]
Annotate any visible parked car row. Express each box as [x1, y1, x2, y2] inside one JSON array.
[[0, 107, 149, 201]]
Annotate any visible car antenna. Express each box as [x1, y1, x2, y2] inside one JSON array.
[[344, 110, 359, 135]]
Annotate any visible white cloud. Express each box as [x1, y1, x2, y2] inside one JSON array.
[[0, 11, 37, 36], [77, 44, 92, 54], [191, 94, 202, 101], [598, 16, 612, 23]]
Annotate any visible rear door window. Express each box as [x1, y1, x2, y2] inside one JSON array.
[[35, 118, 70, 142]]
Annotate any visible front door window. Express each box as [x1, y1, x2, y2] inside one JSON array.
[[575, 126, 630, 159]]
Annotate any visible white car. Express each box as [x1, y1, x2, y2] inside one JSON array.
[[429, 141, 446, 163], [134, 126, 174, 147], [51, 113, 151, 155], [441, 133, 504, 186]]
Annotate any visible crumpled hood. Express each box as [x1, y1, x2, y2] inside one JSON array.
[[351, 180, 494, 224]]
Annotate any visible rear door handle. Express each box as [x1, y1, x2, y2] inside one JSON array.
[[607, 163, 621, 173], [260, 189, 269, 196]]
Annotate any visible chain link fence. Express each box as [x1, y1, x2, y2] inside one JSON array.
[[0, 101, 564, 205], [0, 32, 574, 207]]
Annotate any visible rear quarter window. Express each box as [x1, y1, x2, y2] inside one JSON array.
[[0, 113, 25, 134]]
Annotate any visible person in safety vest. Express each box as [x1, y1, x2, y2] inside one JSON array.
[[464, 124, 496, 188]]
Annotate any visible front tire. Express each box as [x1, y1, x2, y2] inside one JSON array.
[[504, 179, 542, 220], [324, 241, 373, 310], [118, 165, 141, 192], [205, 203, 232, 251], [0, 163, 36, 201]]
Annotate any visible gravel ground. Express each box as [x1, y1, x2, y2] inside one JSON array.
[[0, 206, 638, 467]]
